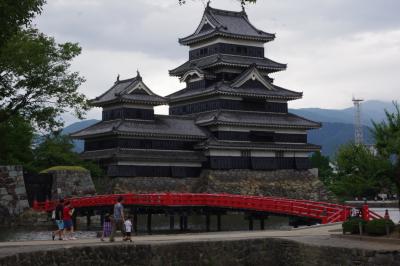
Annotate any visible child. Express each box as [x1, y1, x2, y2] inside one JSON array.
[[124, 216, 133, 242], [100, 214, 112, 241]]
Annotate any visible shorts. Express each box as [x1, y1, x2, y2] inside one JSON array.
[[126, 232, 131, 237], [56, 220, 64, 230], [63, 219, 73, 229]]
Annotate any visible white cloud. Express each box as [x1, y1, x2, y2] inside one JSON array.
[[276, 30, 400, 108], [34, 0, 400, 124]]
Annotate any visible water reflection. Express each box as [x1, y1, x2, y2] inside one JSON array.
[[370, 208, 400, 223], [0, 213, 290, 242]]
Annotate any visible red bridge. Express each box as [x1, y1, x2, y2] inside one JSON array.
[[32, 193, 382, 231]]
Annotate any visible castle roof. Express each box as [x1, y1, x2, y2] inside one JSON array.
[[195, 110, 321, 129], [196, 137, 321, 152], [80, 148, 206, 162], [70, 115, 208, 140], [179, 5, 275, 45], [91, 72, 167, 107], [169, 54, 286, 77], [167, 81, 302, 103]]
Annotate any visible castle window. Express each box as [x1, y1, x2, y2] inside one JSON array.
[[241, 150, 251, 157]]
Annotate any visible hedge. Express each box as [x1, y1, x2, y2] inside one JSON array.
[[365, 219, 395, 236], [342, 217, 366, 234]]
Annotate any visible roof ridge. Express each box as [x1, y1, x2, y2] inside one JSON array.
[[91, 82, 118, 102], [69, 120, 104, 136], [179, 5, 274, 45], [91, 75, 138, 104], [117, 79, 140, 96], [287, 112, 322, 126], [207, 5, 245, 17], [272, 84, 302, 96], [117, 77, 137, 83]]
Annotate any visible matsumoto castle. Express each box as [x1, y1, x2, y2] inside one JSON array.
[[71, 4, 321, 178]]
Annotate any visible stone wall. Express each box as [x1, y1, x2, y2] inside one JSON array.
[[197, 169, 334, 201], [49, 169, 96, 199], [0, 165, 29, 224], [112, 176, 200, 194], [111, 169, 334, 201], [0, 238, 399, 266]]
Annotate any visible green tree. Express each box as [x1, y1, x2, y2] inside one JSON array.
[[0, 0, 45, 47], [0, 1, 89, 131], [30, 133, 103, 178], [330, 143, 394, 200], [310, 151, 333, 185], [0, 115, 34, 165], [373, 102, 400, 205]]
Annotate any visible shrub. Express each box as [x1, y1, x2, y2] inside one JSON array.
[[342, 217, 366, 234], [365, 219, 395, 236]]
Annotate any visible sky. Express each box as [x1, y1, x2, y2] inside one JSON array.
[[34, 0, 400, 125]]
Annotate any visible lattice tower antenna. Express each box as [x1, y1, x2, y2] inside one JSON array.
[[352, 97, 364, 145]]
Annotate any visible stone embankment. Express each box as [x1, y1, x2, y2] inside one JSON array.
[[112, 169, 334, 201], [0, 237, 399, 265], [0, 165, 98, 226], [0, 165, 29, 224], [44, 167, 96, 199]]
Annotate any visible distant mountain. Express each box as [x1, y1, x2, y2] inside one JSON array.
[[290, 100, 395, 157], [62, 119, 99, 134], [63, 100, 393, 157], [63, 119, 98, 152], [290, 100, 395, 126], [308, 122, 373, 157]]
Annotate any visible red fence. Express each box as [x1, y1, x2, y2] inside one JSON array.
[[32, 193, 382, 224]]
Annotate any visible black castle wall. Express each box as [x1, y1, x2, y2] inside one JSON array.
[[170, 99, 287, 115], [189, 43, 264, 60], [102, 108, 154, 121]]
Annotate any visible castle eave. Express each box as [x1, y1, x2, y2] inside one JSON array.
[[196, 140, 320, 152], [81, 148, 206, 162], [179, 31, 275, 46]]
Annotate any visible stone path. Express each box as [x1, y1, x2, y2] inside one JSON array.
[[0, 223, 399, 259]]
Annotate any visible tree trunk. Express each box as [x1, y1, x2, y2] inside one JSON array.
[[395, 166, 400, 209]]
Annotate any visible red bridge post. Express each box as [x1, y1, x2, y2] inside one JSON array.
[[362, 202, 370, 221], [44, 198, 50, 211], [32, 199, 38, 210], [321, 208, 327, 224]]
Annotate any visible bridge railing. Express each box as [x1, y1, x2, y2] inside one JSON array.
[[32, 193, 377, 224]]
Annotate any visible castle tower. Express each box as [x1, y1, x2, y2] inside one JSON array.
[[71, 72, 206, 177], [72, 5, 321, 177], [167, 5, 321, 170]]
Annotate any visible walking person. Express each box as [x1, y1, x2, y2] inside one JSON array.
[[52, 199, 64, 240], [100, 214, 112, 241], [109, 196, 125, 242], [63, 201, 76, 240]]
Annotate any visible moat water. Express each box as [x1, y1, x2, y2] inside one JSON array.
[[0, 208, 398, 242], [0, 213, 291, 242]]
